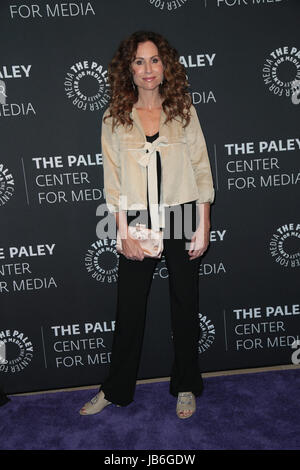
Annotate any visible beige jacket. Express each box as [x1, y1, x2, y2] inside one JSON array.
[[101, 104, 215, 231]]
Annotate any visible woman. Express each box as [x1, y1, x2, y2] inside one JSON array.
[[80, 31, 215, 419]]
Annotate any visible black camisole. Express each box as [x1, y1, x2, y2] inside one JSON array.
[[126, 132, 161, 230]]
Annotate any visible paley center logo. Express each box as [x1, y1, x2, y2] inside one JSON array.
[[269, 223, 300, 268], [84, 238, 119, 283], [0, 162, 15, 206], [0, 329, 34, 373], [262, 46, 300, 100], [64, 60, 110, 111], [147, 0, 188, 12], [198, 312, 216, 353]]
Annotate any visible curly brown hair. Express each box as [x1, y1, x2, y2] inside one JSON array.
[[104, 30, 192, 130]]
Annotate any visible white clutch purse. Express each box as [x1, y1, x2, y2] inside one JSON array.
[[116, 223, 164, 259]]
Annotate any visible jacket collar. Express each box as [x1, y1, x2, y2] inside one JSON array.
[[130, 106, 167, 139]]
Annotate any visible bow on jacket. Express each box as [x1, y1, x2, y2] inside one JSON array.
[[129, 136, 169, 232]]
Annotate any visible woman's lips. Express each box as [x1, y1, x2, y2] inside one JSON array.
[[143, 77, 155, 81]]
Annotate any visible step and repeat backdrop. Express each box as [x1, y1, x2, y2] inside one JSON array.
[[1, 0, 299, 394]]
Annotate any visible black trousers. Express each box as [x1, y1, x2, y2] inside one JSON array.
[[99, 200, 203, 406]]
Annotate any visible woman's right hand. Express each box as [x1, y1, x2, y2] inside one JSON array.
[[121, 230, 145, 261]]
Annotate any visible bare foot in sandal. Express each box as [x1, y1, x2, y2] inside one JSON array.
[[79, 390, 112, 415], [176, 392, 196, 419]]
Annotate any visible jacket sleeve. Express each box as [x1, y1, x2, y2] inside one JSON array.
[[185, 105, 215, 205], [101, 111, 121, 213]]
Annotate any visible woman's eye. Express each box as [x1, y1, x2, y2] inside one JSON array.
[[152, 58, 159, 63], [135, 60, 143, 65]]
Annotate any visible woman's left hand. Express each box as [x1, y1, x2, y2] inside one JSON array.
[[188, 223, 210, 260]]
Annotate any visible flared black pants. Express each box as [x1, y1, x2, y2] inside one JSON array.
[[99, 200, 204, 406]]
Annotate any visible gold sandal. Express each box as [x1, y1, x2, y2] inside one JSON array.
[[79, 390, 114, 415], [176, 392, 196, 419]]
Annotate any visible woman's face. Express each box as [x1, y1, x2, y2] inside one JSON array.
[[131, 41, 164, 92]]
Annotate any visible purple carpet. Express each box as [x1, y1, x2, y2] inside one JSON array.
[[1, 368, 299, 450]]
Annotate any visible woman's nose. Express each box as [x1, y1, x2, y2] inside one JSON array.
[[144, 61, 152, 73]]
